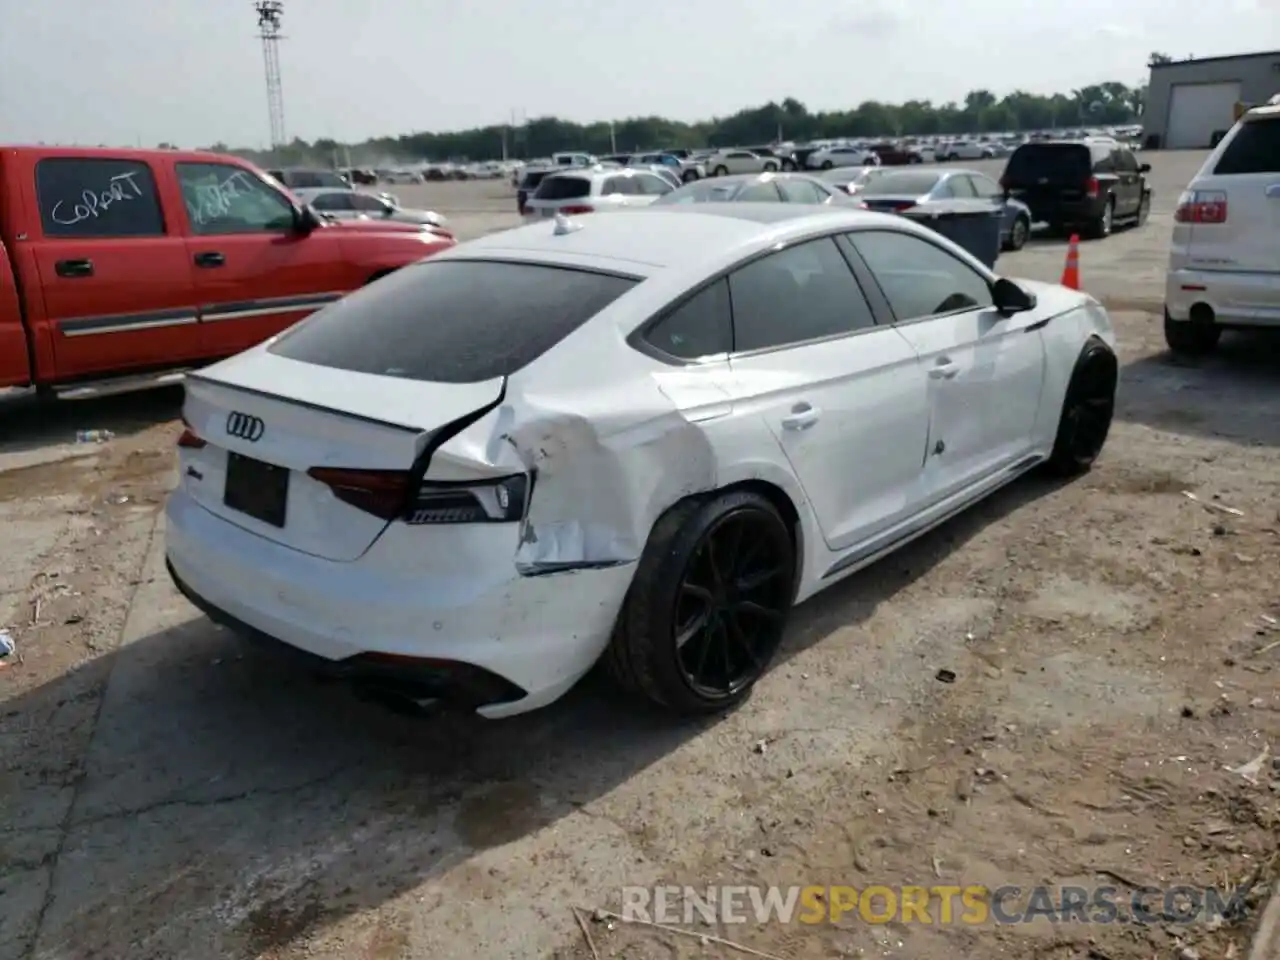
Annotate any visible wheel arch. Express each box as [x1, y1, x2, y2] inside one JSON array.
[[649, 469, 811, 597]]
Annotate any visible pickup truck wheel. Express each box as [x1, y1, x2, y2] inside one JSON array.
[[1164, 308, 1220, 357], [1086, 198, 1114, 239]]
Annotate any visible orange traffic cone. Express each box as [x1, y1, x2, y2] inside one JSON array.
[[1060, 234, 1081, 290]]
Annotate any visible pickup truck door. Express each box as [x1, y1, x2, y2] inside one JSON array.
[[0, 239, 31, 387], [26, 155, 203, 379], [175, 160, 354, 357]]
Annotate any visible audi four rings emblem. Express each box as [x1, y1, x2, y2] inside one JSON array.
[[225, 411, 265, 442]]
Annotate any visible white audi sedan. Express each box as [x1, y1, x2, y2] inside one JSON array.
[[166, 205, 1118, 719]]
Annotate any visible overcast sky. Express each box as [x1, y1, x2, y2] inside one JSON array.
[[2, 0, 1276, 148]]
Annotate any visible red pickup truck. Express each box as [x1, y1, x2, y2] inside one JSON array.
[[0, 146, 453, 398]]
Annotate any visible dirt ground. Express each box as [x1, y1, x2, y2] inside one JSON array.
[[2, 151, 1279, 960]]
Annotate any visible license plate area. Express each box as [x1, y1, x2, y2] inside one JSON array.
[[224, 452, 289, 528]]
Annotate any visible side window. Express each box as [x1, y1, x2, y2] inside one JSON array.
[[736, 182, 784, 202], [778, 179, 825, 203], [635, 174, 673, 196], [35, 158, 166, 238], [642, 279, 732, 360], [848, 230, 993, 321], [1115, 149, 1139, 173], [729, 237, 877, 352], [310, 192, 353, 211], [176, 162, 295, 235], [948, 176, 978, 198], [1092, 150, 1116, 173], [349, 193, 387, 211], [969, 175, 1003, 198], [610, 177, 639, 196]]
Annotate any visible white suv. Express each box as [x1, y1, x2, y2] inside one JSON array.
[[1165, 102, 1280, 355], [522, 167, 674, 219]]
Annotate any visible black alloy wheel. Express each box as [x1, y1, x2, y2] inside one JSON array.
[[672, 507, 793, 700], [606, 490, 796, 714], [1045, 340, 1117, 475]]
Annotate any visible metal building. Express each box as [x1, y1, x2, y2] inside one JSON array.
[[1144, 50, 1280, 149]]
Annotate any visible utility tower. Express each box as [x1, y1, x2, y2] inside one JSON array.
[[255, 1, 286, 147]]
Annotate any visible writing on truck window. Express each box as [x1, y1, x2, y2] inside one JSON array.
[[183, 170, 258, 227], [35, 158, 165, 237], [176, 163, 294, 234]]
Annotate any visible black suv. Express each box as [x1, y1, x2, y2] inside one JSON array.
[[1000, 140, 1152, 238]]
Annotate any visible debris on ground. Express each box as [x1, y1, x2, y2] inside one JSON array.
[[74, 429, 116, 443]]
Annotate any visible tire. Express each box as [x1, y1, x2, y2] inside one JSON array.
[[1135, 191, 1151, 227], [1086, 197, 1114, 239], [1004, 215, 1030, 251], [713, 165, 728, 177], [682, 169, 700, 183], [1044, 339, 1118, 476], [909, 155, 922, 164], [763, 161, 779, 172], [1164, 308, 1220, 357], [821, 160, 834, 170], [781, 159, 797, 171], [605, 490, 796, 715]]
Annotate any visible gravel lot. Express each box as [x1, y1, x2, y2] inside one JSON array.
[[3, 150, 1279, 960]]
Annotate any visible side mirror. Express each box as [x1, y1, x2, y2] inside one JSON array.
[[992, 277, 1036, 315], [1139, 163, 1151, 173], [294, 204, 322, 233]]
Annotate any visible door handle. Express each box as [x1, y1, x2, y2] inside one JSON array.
[[54, 258, 93, 278], [781, 402, 821, 431], [929, 359, 960, 380], [193, 251, 226, 268]]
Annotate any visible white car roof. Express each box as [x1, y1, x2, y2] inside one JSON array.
[[437, 206, 909, 275]]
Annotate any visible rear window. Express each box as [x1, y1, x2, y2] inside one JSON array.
[[1004, 144, 1090, 183], [533, 176, 591, 200], [1214, 117, 1280, 175], [860, 171, 942, 196], [519, 170, 550, 190], [268, 260, 639, 383]]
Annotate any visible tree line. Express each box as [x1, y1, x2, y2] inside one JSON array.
[[209, 79, 1150, 169]]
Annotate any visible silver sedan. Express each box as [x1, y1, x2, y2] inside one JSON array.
[[307, 189, 448, 228]]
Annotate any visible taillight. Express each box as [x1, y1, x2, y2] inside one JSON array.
[[177, 417, 205, 449], [1086, 177, 1100, 198], [559, 204, 594, 215], [306, 468, 531, 524], [1174, 189, 1228, 224]]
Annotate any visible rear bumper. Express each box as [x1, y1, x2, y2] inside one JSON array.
[[1165, 267, 1280, 327], [164, 489, 636, 718], [1013, 195, 1104, 225]]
